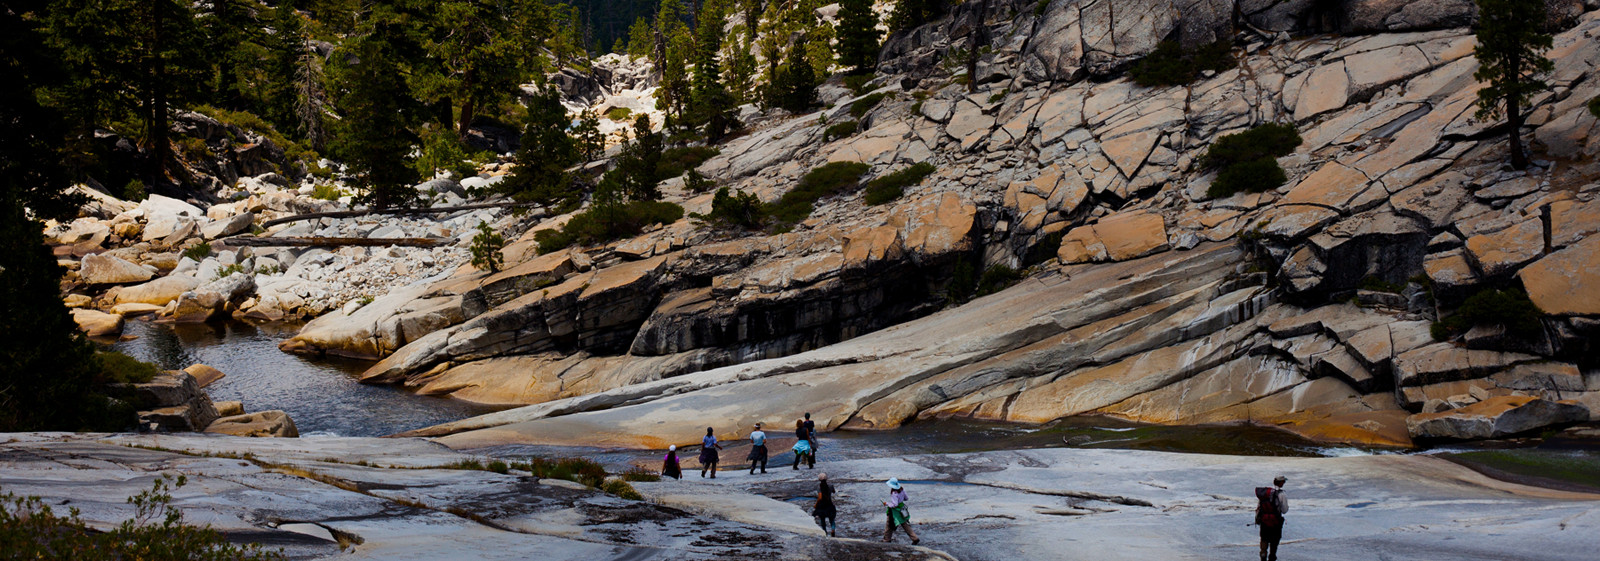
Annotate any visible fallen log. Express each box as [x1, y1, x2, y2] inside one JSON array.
[[223, 236, 451, 248], [257, 201, 540, 229]]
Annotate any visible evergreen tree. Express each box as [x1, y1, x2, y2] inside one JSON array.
[[502, 91, 582, 209], [1, 1, 124, 432], [769, 36, 818, 112], [1473, 0, 1554, 170], [45, 0, 211, 180], [690, 0, 740, 140], [800, 0, 836, 77], [835, 0, 882, 73], [724, 29, 759, 104], [888, 0, 944, 32], [573, 109, 606, 161], [330, 20, 423, 208], [617, 115, 665, 201], [419, 0, 548, 141], [199, 0, 266, 110], [625, 16, 653, 58], [658, 25, 695, 126]]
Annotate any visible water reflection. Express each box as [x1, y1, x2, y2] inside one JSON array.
[[110, 319, 502, 437]]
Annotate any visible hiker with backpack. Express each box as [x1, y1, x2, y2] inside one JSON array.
[[882, 478, 920, 545], [1254, 476, 1289, 561]]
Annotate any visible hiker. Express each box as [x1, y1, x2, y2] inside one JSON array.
[[792, 419, 816, 470], [882, 478, 919, 545], [748, 423, 769, 474], [802, 413, 816, 442], [1255, 476, 1289, 561], [662, 445, 682, 480], [699, 427, 723, 478], [814, 472, 837, 537]]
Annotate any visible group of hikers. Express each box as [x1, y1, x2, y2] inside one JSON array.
[[655, 414, 1292, 552], [655, 414, 919, 543]]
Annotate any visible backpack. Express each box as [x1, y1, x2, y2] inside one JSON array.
[[1255, 487, 1283, 527]]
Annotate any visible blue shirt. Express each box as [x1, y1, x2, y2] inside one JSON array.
[[750, 430, 767, 446]]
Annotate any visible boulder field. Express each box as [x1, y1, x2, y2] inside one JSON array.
[[282, 8, 1600, 448]]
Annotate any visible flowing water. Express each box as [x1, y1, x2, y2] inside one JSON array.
[[110, 319, 503, 437]]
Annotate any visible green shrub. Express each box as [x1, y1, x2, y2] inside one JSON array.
[[987, 89, 1009, 105], [657, 146, 721, 179], [534, 200, 684, 254], [311, 184, 344, 201], [842, 74, 875, 95], [182, 242, 212, 262], [850, 92, 890, 119], [178, 137, 210, 161], [621, 467, 661, 482], [470, 222, 505, 273], [217, 263, 249, 278], [1023, 231, 1065, 266], [1209, 158, 1288, 198], [123, 179, 147, 201], [606, 107, 634, 121], [1034, 0, 1051, 17], [487, 460, 510, 474], [93, 351, 159, 384], [1589, 95, 1600, 118], [684, 169, 715, 193], [0, 476, 284, 560], [193, 105, 319, 170], [1433, 287, 1544, 340], [864, 162, 936, 206], [825, 120, 859, 141], [1359, 276, 1405, 293], [601, 479, 643, 500], [976, 265, 1024, 297], [413, 126, 481, 180], [702, 187, 767, 230], [1128, 40, 1236, 87], [1203, 123, 1302, 198], [765, 162, 870, 227], [946, 257, 979, 303], [512, 457, 609, 488]]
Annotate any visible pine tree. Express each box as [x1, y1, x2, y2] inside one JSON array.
[[835, 0, 882, 73], [690, 0, 740, 140], [573, 109, 605, 161], [420, 0, 543, 141], [199, 0, 266, 110], [1473, 0, 1554, 170], [625, 16, 653, 58], [769, 36, 818, 112], [502, 91, 582, 209], [888, 0, 944, 32], [330, 21, 423, 208], [1, 1, 124, 431], [618, 115, 665, 201]]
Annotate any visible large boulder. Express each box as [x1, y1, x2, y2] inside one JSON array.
[[1406, 395, 1589, 440], [205, 410, 299, 437], [1023, 0, 1235, 80], [201, 211, 254, 239], [1057, 212, 1169, 264], [182, 364, 227, 388], [123, 372, 220, 432], [111, 275, 203, 306], [70, 308, 124, 337], [79, 253, 155, 285], [1519, 235, 1600, 316]]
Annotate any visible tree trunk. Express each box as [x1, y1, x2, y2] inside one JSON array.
[[1508, 95, 1528, 170]]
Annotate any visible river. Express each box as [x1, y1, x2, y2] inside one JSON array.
[[110, 319, 503, 437]]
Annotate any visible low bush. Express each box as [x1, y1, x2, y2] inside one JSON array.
[[217, 263, 249, 278], [824, 120, 859, 141], [1432, 287, 1544, 340], [1023, 231, 1064, 266], [987, 89, 1009, 105], [946, 257, 979, 303], [702, 187, 767, 230], [606, 107, 633, 121], [1590, 95, 1600, 118], [181, 242, 212, 262], [683, 169, 716, 193], [0, 476, 285, 560], [621, 467, 661, 482], [193, 105, 318, 169], [93, 351, 159, 385], [842, 74, 875, 96], [1203, 123, 1301, 198], [864, 163, 936, 206], [976, 265, 1024, 297], [850, 92, 890, 119], [486, 460, 510, 474], [657, 146, 721, 179], [601, 479, 643, 500], [765, 162, 870, 228], [1358, 276, 1405, 293], [534, 200, 684, 254], [311, 184, 344, 201], [1128, 40, 1235, 87], [513, 457, 609, 488], [123, 179, 147, 201]]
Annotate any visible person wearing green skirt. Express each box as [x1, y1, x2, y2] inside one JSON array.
[[882, 478, 919, 544]]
